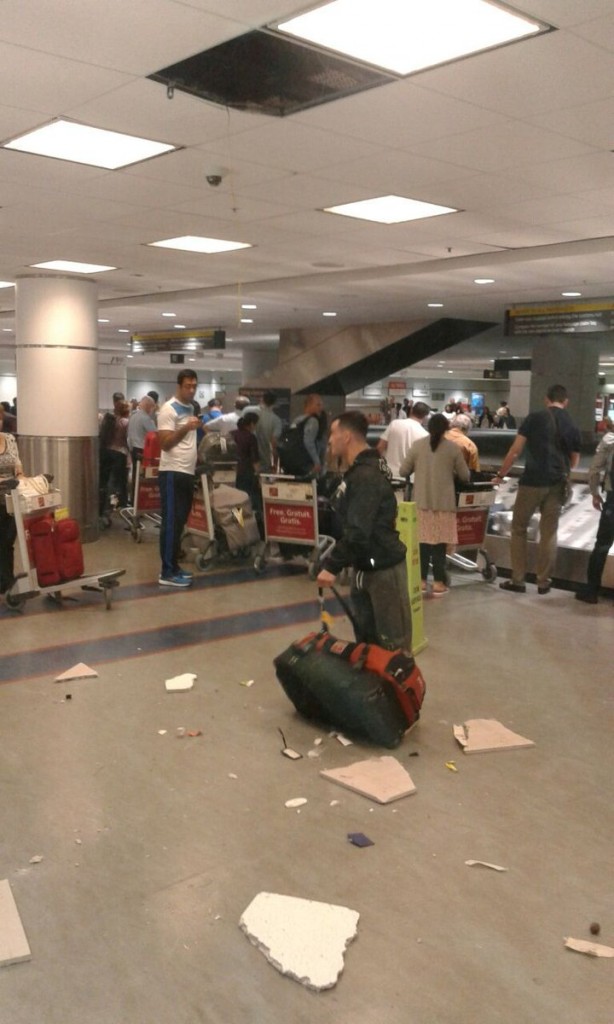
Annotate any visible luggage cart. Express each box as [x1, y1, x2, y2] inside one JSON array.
[[185, 466, 259, 571], [119, 455, 162, 542], [254, 474, 335, 578], [5, 489, 125, 611], [447, 480, 498, 582]]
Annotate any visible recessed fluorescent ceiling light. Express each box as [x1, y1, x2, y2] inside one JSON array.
[[240, 318, 254, 324], [162, 311, 176, 317], [323, 311, 337, 316], [174, 324, 186, 329], [118, 329, 130, 333], [428, 302, 444, 307], [562, 291, 582, 297], [474, 277, 494, 284], [31, 260, 116, 273], [325, 195, 456, 224], [277, 0, 544, 76], [97, 318, 110, 323], [0, 281, 14, 288], [149, 235, 251, 254], [3, 118, 176, 169], [241, 303, 257, 310]]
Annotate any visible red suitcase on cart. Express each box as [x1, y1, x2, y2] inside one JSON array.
[[28, 514, 62, 587], [54, 518, 84, 581], [142, 430, 161, 466]]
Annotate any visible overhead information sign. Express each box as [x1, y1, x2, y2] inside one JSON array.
[[131, 328, 225, 353], [505, 301, 614, 336]]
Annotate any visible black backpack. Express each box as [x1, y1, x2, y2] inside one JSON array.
[[277, 417, 313, 476]]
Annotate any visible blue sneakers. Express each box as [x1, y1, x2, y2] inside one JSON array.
[[158, 573, 192, 588], [177, 568, 194, 580]]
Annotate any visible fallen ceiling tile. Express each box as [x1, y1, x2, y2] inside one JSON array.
[[453, 719, 534, 754], [320, 755, 416, 804], [54, 662, 98, 682], [240, 891, 359, 991]]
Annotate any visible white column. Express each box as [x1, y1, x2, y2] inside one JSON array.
[[16, 275, 99, 539]]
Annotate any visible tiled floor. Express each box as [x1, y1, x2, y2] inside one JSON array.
[[1, 518, 612, 1024]]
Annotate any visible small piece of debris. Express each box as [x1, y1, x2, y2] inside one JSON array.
[[590, 922, 601, 936], [330, 800, 340, 807], [336, 734, 353, 747], [465, 860, 507, 872], [240, 679, 254, 687], [313, 738, 323, 747], [29, 855, 44, 865], [564, 937, 614, 958], [285, 798, 308, 809], [165, 673, 196, 692], [281, 747, 302, 760], [445, 761, 458, 772], [75, 838, 82, 845], [176, 727, 186, 738], [158, 729, 167, 735], [228, 773, 238, 780], [307, 749, 321, 759], [347, 832, 374, 848], [186, 730, 202, 737]]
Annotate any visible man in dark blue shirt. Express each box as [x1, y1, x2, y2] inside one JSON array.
[[495, 384, 581, 595]]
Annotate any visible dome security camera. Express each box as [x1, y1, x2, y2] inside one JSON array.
[[205, 166, 226, 187]]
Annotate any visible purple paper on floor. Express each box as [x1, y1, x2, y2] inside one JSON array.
[[347, 832, 374, 848]]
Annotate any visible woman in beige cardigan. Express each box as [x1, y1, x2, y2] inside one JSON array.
[[400, 413, 470, 595]]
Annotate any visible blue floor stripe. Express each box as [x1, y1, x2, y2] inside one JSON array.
[[0, 596, 338, 684]]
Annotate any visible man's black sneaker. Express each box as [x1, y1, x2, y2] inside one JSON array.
[[499, 580, 526, 593], [575, 590, 598, 605], [537, 581, 552, 595]]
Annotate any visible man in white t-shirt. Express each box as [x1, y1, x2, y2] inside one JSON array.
[[157, 370, 200, 587], [377, 402, 430, 477]]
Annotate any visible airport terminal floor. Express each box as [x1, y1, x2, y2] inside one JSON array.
[[1, 516, 612, 1024]]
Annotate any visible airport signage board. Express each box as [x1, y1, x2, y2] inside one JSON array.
[[505, 301, 614, 336]]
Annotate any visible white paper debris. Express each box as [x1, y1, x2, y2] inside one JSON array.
[[307, 749, 321, 759], [239, 892, 359, 991], [313, 738, 323, 746], [28, 855, 43, 865], [285, 798, 308, 809], [164, 673, 196, 692], [330, 800, 340, 807], [240, 679, 255, 687], [336, 734, 353, 747], [465, 860, 508, 872], [564, 937, 614, 958], [158, 729, 167, 735], [228, 773, 238, 780]]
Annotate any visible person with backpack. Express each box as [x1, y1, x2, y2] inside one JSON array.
[[575, 417, 614, 604], [278, 394, 326, 477], [316, 411, 412, 652]]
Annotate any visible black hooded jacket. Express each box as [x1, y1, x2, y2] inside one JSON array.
[[324, 447, 406, 575]]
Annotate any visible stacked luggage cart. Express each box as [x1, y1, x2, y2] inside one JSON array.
[[447, 477, 498, 582], [254, 474, 336, 578], [119, 431, 162, 542], [185, 466, 260, 571], [5, 488, 124, 611]]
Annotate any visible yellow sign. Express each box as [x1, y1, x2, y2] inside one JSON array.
[[396, 501, 427, 655]]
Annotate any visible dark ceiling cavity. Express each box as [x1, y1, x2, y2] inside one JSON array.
[[148, 30, 393, 117]]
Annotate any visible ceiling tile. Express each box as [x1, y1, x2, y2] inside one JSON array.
[[0, 0, 243, 75]]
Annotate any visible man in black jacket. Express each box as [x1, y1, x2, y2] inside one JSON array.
[[317, 411, 412, 652]]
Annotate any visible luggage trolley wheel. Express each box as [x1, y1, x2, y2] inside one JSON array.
[[253, 553, 266, 575], [195, 541, 216, 572], [131, 523, 142, 543], [477, 548, 497, 582], [5, 589, 26, 611]]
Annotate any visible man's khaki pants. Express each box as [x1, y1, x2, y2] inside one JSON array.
[[510, 481, 565, 586]]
